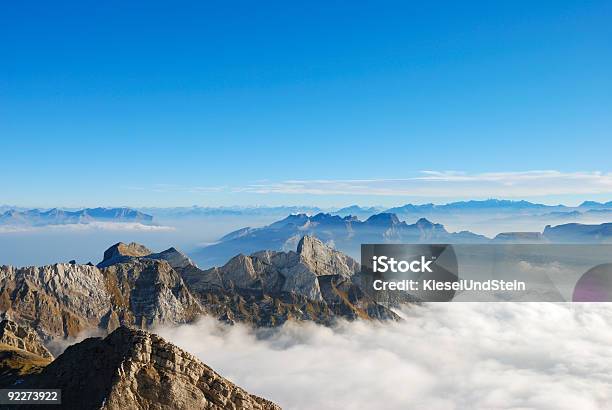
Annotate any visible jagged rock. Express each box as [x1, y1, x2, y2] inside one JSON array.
[[204, 236, 359, 301], [101, 258, 202, 328], [296, 235, 360, 277], [0, 319, 53, 359], [16, 326, 281, 410], [0, 251, 202, 339], [180, 236, 399, 325], [0, 239, 399, 340], [0, 263, 113, 339]]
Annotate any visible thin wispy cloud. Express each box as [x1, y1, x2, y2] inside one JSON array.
[[122, 184, 227, 194], [119, 171, 612, 203], [236, 171, 612, 198]]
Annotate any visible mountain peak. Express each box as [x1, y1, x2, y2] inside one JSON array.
[[415, 217, 435, 228], [296, 234, 326, 255], [297, 235, 359, 278], [19, 326, 281, 410], [365, 212, 400, 225], [105, 241, 151, 258], [99, 242, 152, 267]]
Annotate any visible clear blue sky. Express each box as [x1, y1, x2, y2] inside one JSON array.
[[1, 1, 611, 207]]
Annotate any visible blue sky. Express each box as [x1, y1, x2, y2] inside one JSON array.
[[1, 1, 611, 207]]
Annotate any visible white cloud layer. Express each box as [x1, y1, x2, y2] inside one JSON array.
[[0, 222, 175, 234], [236, 171, 612, 198], [156, 303, 612, 410]]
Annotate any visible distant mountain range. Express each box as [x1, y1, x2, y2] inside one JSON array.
[[193, 211, 612, 266], [3, 199, 611, 224], [0, 207, 153, 226], [134, 200, 612, 230], [140, 205, 324, 218], [193, 212, 488, 267], [543, 222, 612, 242], [384, 199, 612, 219]]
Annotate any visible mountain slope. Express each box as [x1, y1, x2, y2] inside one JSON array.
[[182, 236, 400, 326], [543, 222, 612, 242], [1, 238, 401, 340], [0, 319, 53, 386], [10, 326, 281, 410], [0, 246, 202, 339]]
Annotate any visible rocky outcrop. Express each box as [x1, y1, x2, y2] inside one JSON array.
[[98, 242, 152, 268], [296, 235, 360, 278], [200, 236, 359, 301], [0, 319, 53, 359], [16, 326, 281, 410], [101, 258, 202, 329], [0, 247, 201, 339], [0, 263, 113, 339], [181, 236, 398, 325], [0, 238, 399, 340]]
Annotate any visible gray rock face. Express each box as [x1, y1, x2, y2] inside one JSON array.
[[0, 319, 53, 359], [0, 263, 112, 339], [295, 235, 360, 277], [0, 238, 400, 341], [182, 236, 399, 325], [202, 236, 359, 301], [102, 259, 202, 328], [0, 253, 201, 340], [14, 326, 281, 410]]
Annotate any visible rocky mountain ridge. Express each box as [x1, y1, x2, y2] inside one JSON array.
[[0, 254, 202, 340], [0, 236, 399, 342], [185, 235, 398, 325], [2, 325, 281, 410]]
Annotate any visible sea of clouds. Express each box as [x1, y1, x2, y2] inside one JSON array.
[[156, 303, 612, 410], [0, 221, 175, 233]]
